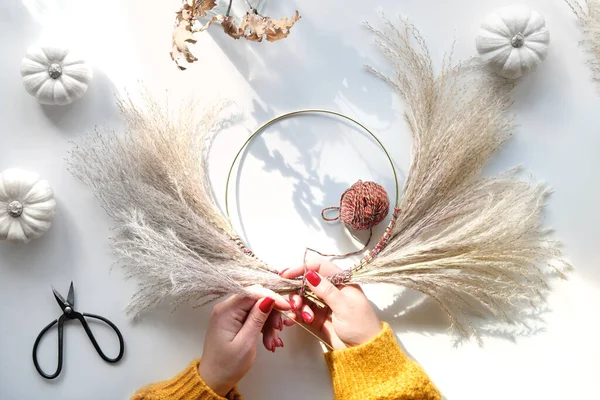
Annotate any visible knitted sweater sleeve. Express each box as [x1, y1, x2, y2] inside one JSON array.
[[324, 322, 441, 400], [130, 360, 242, 400], [131, 323, 439, 400]]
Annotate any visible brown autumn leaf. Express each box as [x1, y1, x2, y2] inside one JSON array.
[[177, 0, 216, 23], [197, 0, 217, 18], [179, 0, 194, 21], [170, 1, 301, 69], [240, 12, 269, 42], [171, 19, 198, 70], [171, 0, 217, 70], [222, 15, 244, 39], [267, 10, 301, 42], [223, 10, 301, 42]]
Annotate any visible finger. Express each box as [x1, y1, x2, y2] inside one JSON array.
[[288, 293, 303, 311], [283, 312, 296, 327], [214, 294, 257, 316], [266, 309, 283, 332], [279, 261, 321, 279], [305, 270, 344, 312], [307, 305, 333, 343], [262, 313, 284, 351], [262, 326, 279, 352], [235, 297, 275, 344], [246, 285, 291, 311], [305, 300, 329, 329], [300, 304, 314, 324]]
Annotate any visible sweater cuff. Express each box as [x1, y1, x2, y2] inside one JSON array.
[[324, 322, 441, 400], [131, 360, 242, 400]]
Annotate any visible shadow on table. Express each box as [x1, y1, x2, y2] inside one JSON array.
[[40, 69, 120, 136], [377, 287, 553, 346]]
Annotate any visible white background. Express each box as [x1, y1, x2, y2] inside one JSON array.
[[1, 0, 599, 399]]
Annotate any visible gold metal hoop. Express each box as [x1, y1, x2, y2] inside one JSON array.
[[225, 109, 400, 225]]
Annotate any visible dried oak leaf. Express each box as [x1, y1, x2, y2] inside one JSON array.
[[171, 0, 217, 70], [171, 19, 198, 70], [198, 0, 217, 17], [267, 10, 301, 42], [224, 10, 301, 42], [240, 13, 269, 42], [180, 0, 217, 20], [222, 15, 244, 40]]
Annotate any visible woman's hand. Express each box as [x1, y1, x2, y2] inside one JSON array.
[[199, 292, 291, 396], [281, 260, 381, 350]]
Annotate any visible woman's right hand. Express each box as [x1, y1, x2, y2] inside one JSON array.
[[280, 260, 382, 350], [199, 291, 290, 396]]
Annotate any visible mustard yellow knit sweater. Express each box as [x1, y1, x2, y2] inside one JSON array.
[[131, 323, 441, 400]]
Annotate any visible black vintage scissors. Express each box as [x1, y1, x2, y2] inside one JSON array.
[[32, 282, 125, 379]]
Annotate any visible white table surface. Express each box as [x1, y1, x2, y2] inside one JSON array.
[[1, 0, 599, 399]]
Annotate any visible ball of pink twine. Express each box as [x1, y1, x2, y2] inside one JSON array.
[[322, 180, 390, 230]]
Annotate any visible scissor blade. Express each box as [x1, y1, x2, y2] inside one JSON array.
[[67, 281, 75, 308], [52, 287, 68, 311]]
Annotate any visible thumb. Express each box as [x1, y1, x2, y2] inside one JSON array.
[[305, 270, 344, 312], [235, 297, 275, 342]]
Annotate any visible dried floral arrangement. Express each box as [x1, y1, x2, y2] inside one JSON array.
[[172, 0, 301, 69], [70, 18, 568, 342], [566, 0, 600, 83]]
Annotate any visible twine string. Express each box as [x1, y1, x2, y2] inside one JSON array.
[[321, 206, 340, 221]]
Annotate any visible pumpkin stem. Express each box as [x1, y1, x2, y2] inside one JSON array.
[[48, 63, 62, 79], [7, 201, 23, 218], [511, 33, 525, 48]]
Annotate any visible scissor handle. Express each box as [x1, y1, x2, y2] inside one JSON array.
[[78, 313, 125, 363], [32, 316, 65, 380]]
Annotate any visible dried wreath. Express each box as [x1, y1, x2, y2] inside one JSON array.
[[71, 18, 569, 343]]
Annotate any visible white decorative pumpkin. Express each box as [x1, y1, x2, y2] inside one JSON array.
[[0, 169, 57, 243], [475, 4, 550, 79], [20, 46, 93, 105]]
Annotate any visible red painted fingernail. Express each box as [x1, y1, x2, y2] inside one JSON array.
[[278, 316, 283, 331], [288, 298, 296, 310], [302, 311, 313, 323], [259, 297, 275, 313], [306, 271, 321, 286], [278, 338, 284, 348], [271, 339, 277, 352], [279, 268, 289, 276]]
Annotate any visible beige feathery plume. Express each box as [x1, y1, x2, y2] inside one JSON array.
[[566, 0, 600, 82], [346, 17, 570, 340], [69, 94, 298, 316]]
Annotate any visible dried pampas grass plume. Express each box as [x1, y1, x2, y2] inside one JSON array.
[[70, 16, 569, 342], [68, 96, 299, 315], [566, 0, 600, 83], [350, 17, 569, 339]]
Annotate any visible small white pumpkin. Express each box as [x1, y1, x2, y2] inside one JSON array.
[[20, 46, 93, 105], [0, 169, 57, 243], [475, 4, 550, 79]]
